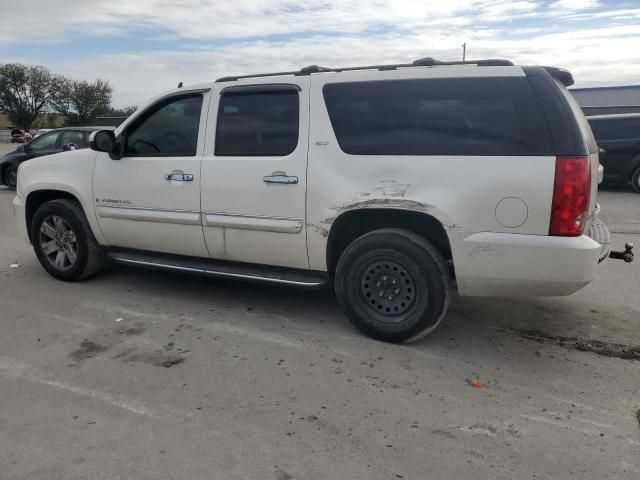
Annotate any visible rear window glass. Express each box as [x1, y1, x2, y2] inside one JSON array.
[[322, 77, 554, 156], [556, 80, 598, 153], [589, 117, 640, 140], [215, 91, 299, 156]]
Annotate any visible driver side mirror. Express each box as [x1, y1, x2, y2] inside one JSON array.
[[89, 130, 123, 160], [16, 144, 25, 152]]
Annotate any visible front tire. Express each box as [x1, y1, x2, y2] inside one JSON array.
[[4, 165, 18, 189], [334, 228, 451, 343], [31, 199, 106, 281], [631, 167, 640, 193]]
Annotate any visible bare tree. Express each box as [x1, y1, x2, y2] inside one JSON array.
[[0, 63, 63, 130]]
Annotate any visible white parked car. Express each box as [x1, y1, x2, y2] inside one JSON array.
[[13, 58, 633, 342]]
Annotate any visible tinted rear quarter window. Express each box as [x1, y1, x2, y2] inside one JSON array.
[[215, 91, 299, 156], [322, 77, 554, 156]]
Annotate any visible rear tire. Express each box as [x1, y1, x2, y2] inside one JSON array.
[[31, 199, 106, 281], [4, 165, 18, 189], [631, 167, 640, 193], [334, 228, 451, 343]]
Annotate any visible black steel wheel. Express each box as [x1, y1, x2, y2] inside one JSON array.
[[631, 167, 640, 193], [335, 228, 451, 343], [4, 165, 18, 189], [360, 259, 419, 320]]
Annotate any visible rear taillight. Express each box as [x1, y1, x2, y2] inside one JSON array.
[[549, 156, 591, 236]]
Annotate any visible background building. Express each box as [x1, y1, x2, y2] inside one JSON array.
[[571, 85, 640, 116]]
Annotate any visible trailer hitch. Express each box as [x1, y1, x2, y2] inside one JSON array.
[[609, 242, 634, 263]]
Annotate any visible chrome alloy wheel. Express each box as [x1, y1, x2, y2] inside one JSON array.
[[39, 215, 78, 271]]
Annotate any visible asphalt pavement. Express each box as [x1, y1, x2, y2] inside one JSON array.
[[0, 143, 638, 479]]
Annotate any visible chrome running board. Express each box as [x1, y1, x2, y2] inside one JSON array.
[[108, 248, 329, 289]]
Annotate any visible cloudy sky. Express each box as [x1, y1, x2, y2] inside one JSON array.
[[1, 0, 638, 106]]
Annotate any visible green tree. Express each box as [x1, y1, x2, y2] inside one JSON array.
[[104, 105, 137, 117], [52, 79, 113, 126], [0, 63, 63, 130]]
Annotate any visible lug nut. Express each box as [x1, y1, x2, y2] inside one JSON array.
[[395, 288, 400, 294]]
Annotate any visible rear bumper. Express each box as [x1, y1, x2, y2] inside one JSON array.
[[452, 227, 608, 297], [12, 194, 30, 244]]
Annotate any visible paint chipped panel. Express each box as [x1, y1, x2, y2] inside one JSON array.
[[372, 179, 412, 198], [305, 181, 455, 270]]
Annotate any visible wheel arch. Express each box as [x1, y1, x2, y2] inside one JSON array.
[[25, 189, 83, 242], [326, 208, 453, 274]]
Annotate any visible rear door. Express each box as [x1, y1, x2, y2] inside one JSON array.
[[201, 80, 310, 269]]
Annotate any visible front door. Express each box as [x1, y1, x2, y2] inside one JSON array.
[[201, 80, 309, 269], [93, 91, 209, 257], [25, 130, 63, 159]]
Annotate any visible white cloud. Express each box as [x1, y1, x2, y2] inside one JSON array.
[[43, 26, 639, 107], [549, 0, 599, 10], [0, 0, 638, 105]]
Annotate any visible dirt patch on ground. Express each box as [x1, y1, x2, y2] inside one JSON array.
[[116, 349, 185, 368], [122, 327, 145, 336], [69, 340, 109, 362], [505, 328, 640, 361]]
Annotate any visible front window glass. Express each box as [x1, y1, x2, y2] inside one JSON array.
[[29, 132, 61, 151], [125, 95, 203, 156]]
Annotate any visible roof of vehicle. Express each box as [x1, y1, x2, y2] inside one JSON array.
[[587, 113, 640, 121], [213, 58, 574, 87]]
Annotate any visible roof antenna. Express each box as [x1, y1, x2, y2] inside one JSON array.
[[177, 81, 183, 88]]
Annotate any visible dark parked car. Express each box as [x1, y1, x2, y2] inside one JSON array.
[[588, 114, 640, 193], [0, 127, 100, 189]]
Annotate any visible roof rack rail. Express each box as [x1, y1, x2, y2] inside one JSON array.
[[412, 57, 514, 67], [215, 57, 514, 82]]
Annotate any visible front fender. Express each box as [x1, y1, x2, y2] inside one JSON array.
[[18, 149, 106, 245]]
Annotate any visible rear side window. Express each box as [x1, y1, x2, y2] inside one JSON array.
[[589, 117, 640, 140], [215, 90, 299, 156], [61, 130, 89, 148], [322, 77, 554, 156]]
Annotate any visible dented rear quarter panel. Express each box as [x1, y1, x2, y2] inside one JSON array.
[[306, 67, 557, 278]]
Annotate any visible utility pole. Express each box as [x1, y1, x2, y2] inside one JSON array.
[[462, 42, 466, 61]]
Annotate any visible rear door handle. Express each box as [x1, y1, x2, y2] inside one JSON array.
[[263, 174, 298, 185], [165, 170, 194, 182]]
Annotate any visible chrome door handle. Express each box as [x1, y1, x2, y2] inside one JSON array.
[[263, 174, 298, 184], [165, 170, 194, 182]]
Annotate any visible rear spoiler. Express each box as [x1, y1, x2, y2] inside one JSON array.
[[542, 66, 574, 87]]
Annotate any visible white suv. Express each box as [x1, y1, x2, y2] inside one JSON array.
[[13, 58, 630, 342]]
